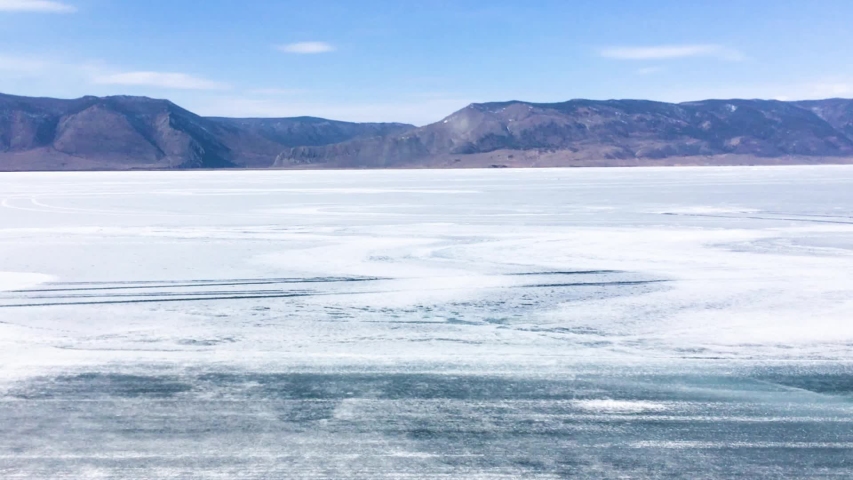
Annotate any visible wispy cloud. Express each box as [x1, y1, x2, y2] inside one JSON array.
[[92, 71, 229, 90], [0, 54, 49, 72], [248, 88, 308, 96], [0, 0, 76, 13], [649, 77, 853, 104], [600, 44, 744, 61], [0, 52, 233, 94], [808, 82, 853, 98], [277, 41, 336, 54], [636, 66, 664, 76]]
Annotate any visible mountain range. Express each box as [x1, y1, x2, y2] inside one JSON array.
[[0, 93, 412, 170], [2, 92, 853, 171]]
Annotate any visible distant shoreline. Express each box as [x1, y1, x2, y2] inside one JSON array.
[[4, 93, 853, 172], [2, 158, 853, 174]]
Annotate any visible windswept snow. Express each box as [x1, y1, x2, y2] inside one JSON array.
[[1, 166, 852, 478]]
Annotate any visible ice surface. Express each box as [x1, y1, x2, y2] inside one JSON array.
[[0, 272, 54, 292], [1, 166, 852, 478]]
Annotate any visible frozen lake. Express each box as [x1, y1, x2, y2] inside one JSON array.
[[1, 166, 852, 478]]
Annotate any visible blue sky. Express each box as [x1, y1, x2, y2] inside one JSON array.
[[1, 0, 852, 125]]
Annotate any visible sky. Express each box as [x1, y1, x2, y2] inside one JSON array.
[[1, 0, 852, 125]]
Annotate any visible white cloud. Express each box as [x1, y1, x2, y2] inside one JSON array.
[[0, 0, 76, 13], [248, 88, 308, 96], [600, 44, 744, 61], [92, 71, 229, 90], [636, 66, 663, 76], [647, 78, 853, 104], [808, 82, 853, 98], [0, 54, 49, 72], [0, 54, 234, 96], [277, 42, 336, 54]]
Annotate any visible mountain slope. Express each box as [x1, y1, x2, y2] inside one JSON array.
[[0, 94, 233, 170], [275, 98, 853, 168], [0, 93, 414, 171], [205, 117, 413, 168], [3, 93, 853, 171], [208, 117, 414, 147], [793, 99, 853, 138]]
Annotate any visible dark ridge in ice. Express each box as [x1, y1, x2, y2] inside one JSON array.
[[11, 373, 193, 399], [509, 270, 622, 276], [0, 272, 666, 308], [0, 292, 315, 308], [10, 289, 314, 300], [14, 276, 384, 293], [523, 280, 669, 288], [760, 374, 853, 395], [662, 212, 853, 225]]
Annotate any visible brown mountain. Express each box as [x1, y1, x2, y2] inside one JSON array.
[[3, 93, 853, 171], [276, 98, 853, 168], [0, 93, 413, 171]]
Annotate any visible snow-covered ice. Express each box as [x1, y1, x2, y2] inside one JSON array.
[[1, 166, 852, 478]]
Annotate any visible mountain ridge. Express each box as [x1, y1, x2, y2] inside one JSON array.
[[2, 92, 853, 171], [0, 92, 414, 171], [275, 98, 853, 168]]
